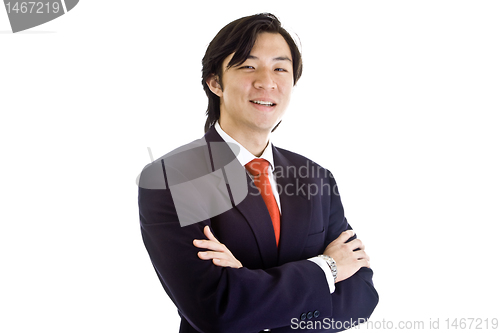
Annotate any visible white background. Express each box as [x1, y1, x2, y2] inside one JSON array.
[[1, 1, 499, 332]]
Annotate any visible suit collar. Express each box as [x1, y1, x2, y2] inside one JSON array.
[[213, 122, 276, 171]]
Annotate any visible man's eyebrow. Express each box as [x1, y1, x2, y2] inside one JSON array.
[[247, 55, 292, 62]]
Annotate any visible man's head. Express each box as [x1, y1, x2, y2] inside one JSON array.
[[202, 13, 303, 133]]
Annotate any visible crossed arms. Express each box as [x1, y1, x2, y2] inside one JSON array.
[[195, 225, 370, 284]]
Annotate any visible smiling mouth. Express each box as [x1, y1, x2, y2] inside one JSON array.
[[250, 100, 276, 106]]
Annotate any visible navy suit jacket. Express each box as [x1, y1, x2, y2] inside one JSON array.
[[138, 127, 378, 332]]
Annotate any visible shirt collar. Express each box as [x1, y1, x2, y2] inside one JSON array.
[[214, 121, 275, 171]]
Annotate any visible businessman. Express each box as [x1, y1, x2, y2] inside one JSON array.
[[138, 13, 378, 332]]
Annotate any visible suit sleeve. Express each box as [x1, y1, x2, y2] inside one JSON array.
[[323, 173, 379, 331], [138, 166, 334, 333]]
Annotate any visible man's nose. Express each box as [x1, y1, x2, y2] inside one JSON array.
[[254, 70, 277, 90]]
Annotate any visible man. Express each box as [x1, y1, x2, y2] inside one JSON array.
[[138, 13, 378, 332]]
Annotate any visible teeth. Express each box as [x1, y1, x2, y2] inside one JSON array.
[[251, 100, 274, 106]]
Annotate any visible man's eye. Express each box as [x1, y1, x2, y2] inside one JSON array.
[[275, 68, 287, 72], [240, 66, 255, 69]]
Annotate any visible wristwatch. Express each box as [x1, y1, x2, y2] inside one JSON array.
[[318, 254, 337, 283]]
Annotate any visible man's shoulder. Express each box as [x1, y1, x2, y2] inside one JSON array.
[[274, 146, 313, 163], [138, 137, 211, 190], [138, 132, 243, 191], [273, 146, 335, 181]]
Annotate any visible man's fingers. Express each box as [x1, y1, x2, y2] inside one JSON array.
[[193, 239, 226, 252], [198, 250, 227, 260], [337, 229, 356, 243], [198, 251, 241, 268], [212, 258, 239, 268], [347, 238, 364, 251], [193, 226, 221, 249], [193, 226, 243, 269], [203, 225, 220, 243], [359, 258, 370, 268], [354, 250, 370, 262]]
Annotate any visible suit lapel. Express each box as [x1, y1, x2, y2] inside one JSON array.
[[232, 176, 279, 268], [273, 146, 312, 265]]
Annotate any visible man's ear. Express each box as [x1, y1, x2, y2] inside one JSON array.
[[206, 74, 223, 97]]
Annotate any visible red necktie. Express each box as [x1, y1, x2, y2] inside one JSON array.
[[245, 158, 280, 246]]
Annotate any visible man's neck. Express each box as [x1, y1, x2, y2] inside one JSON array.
[[218, 122, 270, 157]]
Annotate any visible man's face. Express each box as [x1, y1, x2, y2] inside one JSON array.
[[213, 32, 294, 137]]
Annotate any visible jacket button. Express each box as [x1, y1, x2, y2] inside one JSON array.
[[307, 311, 313, 319], [300, 313, 307, 320], [314, 310, 320, 318]]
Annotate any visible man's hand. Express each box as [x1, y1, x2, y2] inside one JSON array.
[[193, 225, 243, 268], [323, 230, 370, 283]]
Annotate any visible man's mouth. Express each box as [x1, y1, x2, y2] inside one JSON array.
[[250, 100, 276, 106]]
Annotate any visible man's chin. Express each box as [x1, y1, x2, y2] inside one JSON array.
[[248, 122, 278, 135]]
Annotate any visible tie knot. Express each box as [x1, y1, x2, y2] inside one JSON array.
[[245, 158, 270, 177]]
